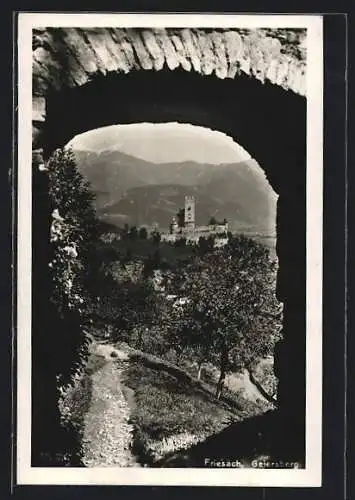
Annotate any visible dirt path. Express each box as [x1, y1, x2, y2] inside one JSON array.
[[81, 344, 140, 467]]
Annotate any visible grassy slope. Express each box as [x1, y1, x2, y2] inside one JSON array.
[[120, 346, 273, 465], [62, 342, 275, 466], [58, 351, 107, 464], [123, 361, 239, 464]]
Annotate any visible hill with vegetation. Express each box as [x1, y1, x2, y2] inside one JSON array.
[[73, 148, 277, 236]]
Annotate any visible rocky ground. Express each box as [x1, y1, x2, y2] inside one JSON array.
[[81, 344, 140, 467]]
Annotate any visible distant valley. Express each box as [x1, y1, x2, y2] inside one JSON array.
[[73, 148, 277, 236]]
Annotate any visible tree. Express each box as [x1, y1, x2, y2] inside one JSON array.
[[91, 259, 158, 342], [121, 248, 133, 265], [167, 235, 282, 399], [32, 147, 99, 465], [118, 279, 157, 335], [139, 227, 148, 239], [152, 249, 161, 267], [177, 208, 185, 228], [174, 237, 187, 248], [152, 230, 161, 245], [47, 147, 99, 381], [198, 235, 215, 255], [48, 148, 98, 248], [209, 216, 217, 226], [129, 226, 138, 239]]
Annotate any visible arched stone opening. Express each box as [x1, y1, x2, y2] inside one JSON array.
[[32, 28, 306, 462]]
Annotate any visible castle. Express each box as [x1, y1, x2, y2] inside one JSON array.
[[160, 196, 229, 248]]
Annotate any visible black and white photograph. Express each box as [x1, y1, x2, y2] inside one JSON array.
[[16, 13, 323, 486]]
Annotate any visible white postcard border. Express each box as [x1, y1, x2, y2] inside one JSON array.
[[16, 13, 323, 487]]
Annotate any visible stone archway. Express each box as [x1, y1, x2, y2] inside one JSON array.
[[32, 27, 307, 460]]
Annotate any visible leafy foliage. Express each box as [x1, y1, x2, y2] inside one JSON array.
[[164, 235, 282, 397], [138, 227, 148, 239], [46, 147, 99, 386], [176, 208, 185, 228], [197, 234, 215, 255], [32, 147, 101, 465], [94, 225, 281, 401], [87, 259, 159, 343]]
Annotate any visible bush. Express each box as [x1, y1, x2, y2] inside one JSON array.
[[32, 147, 99, 465]]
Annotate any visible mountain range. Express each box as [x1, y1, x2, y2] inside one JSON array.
[[72, 148, 277, 236]]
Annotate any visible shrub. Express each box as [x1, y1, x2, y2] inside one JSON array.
[[32, 147, 99, 465]]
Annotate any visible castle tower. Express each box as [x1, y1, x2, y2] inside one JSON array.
[[184, 195, 195, 230]]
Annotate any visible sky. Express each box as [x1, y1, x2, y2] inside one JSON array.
[[67, 122, 252, 164]]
